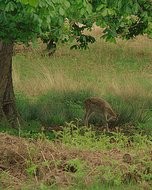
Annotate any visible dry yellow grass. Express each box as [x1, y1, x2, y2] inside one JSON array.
[[12, 35, 152, 101]]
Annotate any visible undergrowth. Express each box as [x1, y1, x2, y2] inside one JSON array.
[[0, 124, 151, 190], [55, 122, 152, 150], [13, 90, 152, 136]]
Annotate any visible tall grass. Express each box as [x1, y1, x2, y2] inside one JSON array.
[[15, 89, 95, 125], [12, 35, 152, 131], [15, 90, 152, 132], [13, 36, 152, 97]]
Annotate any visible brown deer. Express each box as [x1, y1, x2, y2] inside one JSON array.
[[84, 97, 117, 130]]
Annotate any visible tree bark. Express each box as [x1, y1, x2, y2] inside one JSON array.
[[0, 41, 18, 127]]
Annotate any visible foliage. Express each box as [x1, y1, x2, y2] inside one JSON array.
[[92, 0, 152, 40], [0, 0, 93, 47], [0, 0, 152, 48], [55, 123, 152, 150], [0, 126, 151, 189]]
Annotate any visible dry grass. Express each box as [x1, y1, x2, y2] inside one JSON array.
[[0, 133, 151, 190], [11, 34, 152, 127], [13, 35, 152, 99]]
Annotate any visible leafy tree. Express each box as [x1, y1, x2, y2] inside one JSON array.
[[0, 0, 151, 127]]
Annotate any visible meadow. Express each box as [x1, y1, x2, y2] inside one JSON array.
[[12, 32, 152, 134], [0, 30, 152, 189]]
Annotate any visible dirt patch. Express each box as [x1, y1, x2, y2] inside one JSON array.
[[0, 133, 151, 189]]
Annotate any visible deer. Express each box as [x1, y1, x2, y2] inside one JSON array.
[[84, 97, 117, 131]]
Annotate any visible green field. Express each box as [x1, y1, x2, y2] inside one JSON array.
[[0, 34, 152, 189], [12, 35, 152, 132]]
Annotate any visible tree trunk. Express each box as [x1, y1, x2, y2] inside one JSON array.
[[0, 41, 19, 127]]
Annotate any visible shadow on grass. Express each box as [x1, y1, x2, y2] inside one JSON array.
[[1, 90, 150, 136], [15, 89, 95, 126]]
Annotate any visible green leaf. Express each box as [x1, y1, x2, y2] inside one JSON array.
[[64, 1, 70, 8], [17, 0, 28, 5], [59, 7, 65, 16], [134, 2, 140, 13], [5, 2, 16, 12], [18, 0, 38, 7], [96, 4, 105, 11], [101, 9, 108, 17], [86, 4, 92, 14], [80, 8, 86, 16], [28, 0, 39, 7]]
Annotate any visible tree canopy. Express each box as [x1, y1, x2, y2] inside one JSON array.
[[0, 0, 152, 47]]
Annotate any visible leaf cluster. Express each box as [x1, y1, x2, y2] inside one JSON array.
[[0, 0, 152, 46]]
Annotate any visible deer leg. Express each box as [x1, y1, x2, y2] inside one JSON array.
[[103, 112, 109, 132], [107, 115, 112, 122], [84, 109, 91, 126], [87, 111, 94, 125], [84, 109, 95, 126]]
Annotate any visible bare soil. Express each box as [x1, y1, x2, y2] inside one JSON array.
[[0, 133, 151, 190]]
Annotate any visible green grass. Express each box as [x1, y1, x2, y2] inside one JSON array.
[[15, 89, 95, 125], [8, 36, 152, 135], [0, 125, 151, 190], [12, 37, 152, 127], [12, 90, 152, 137], [21, 183, 147, 190], [0, 35, 152, 189], [73, 184, 144, 190]]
